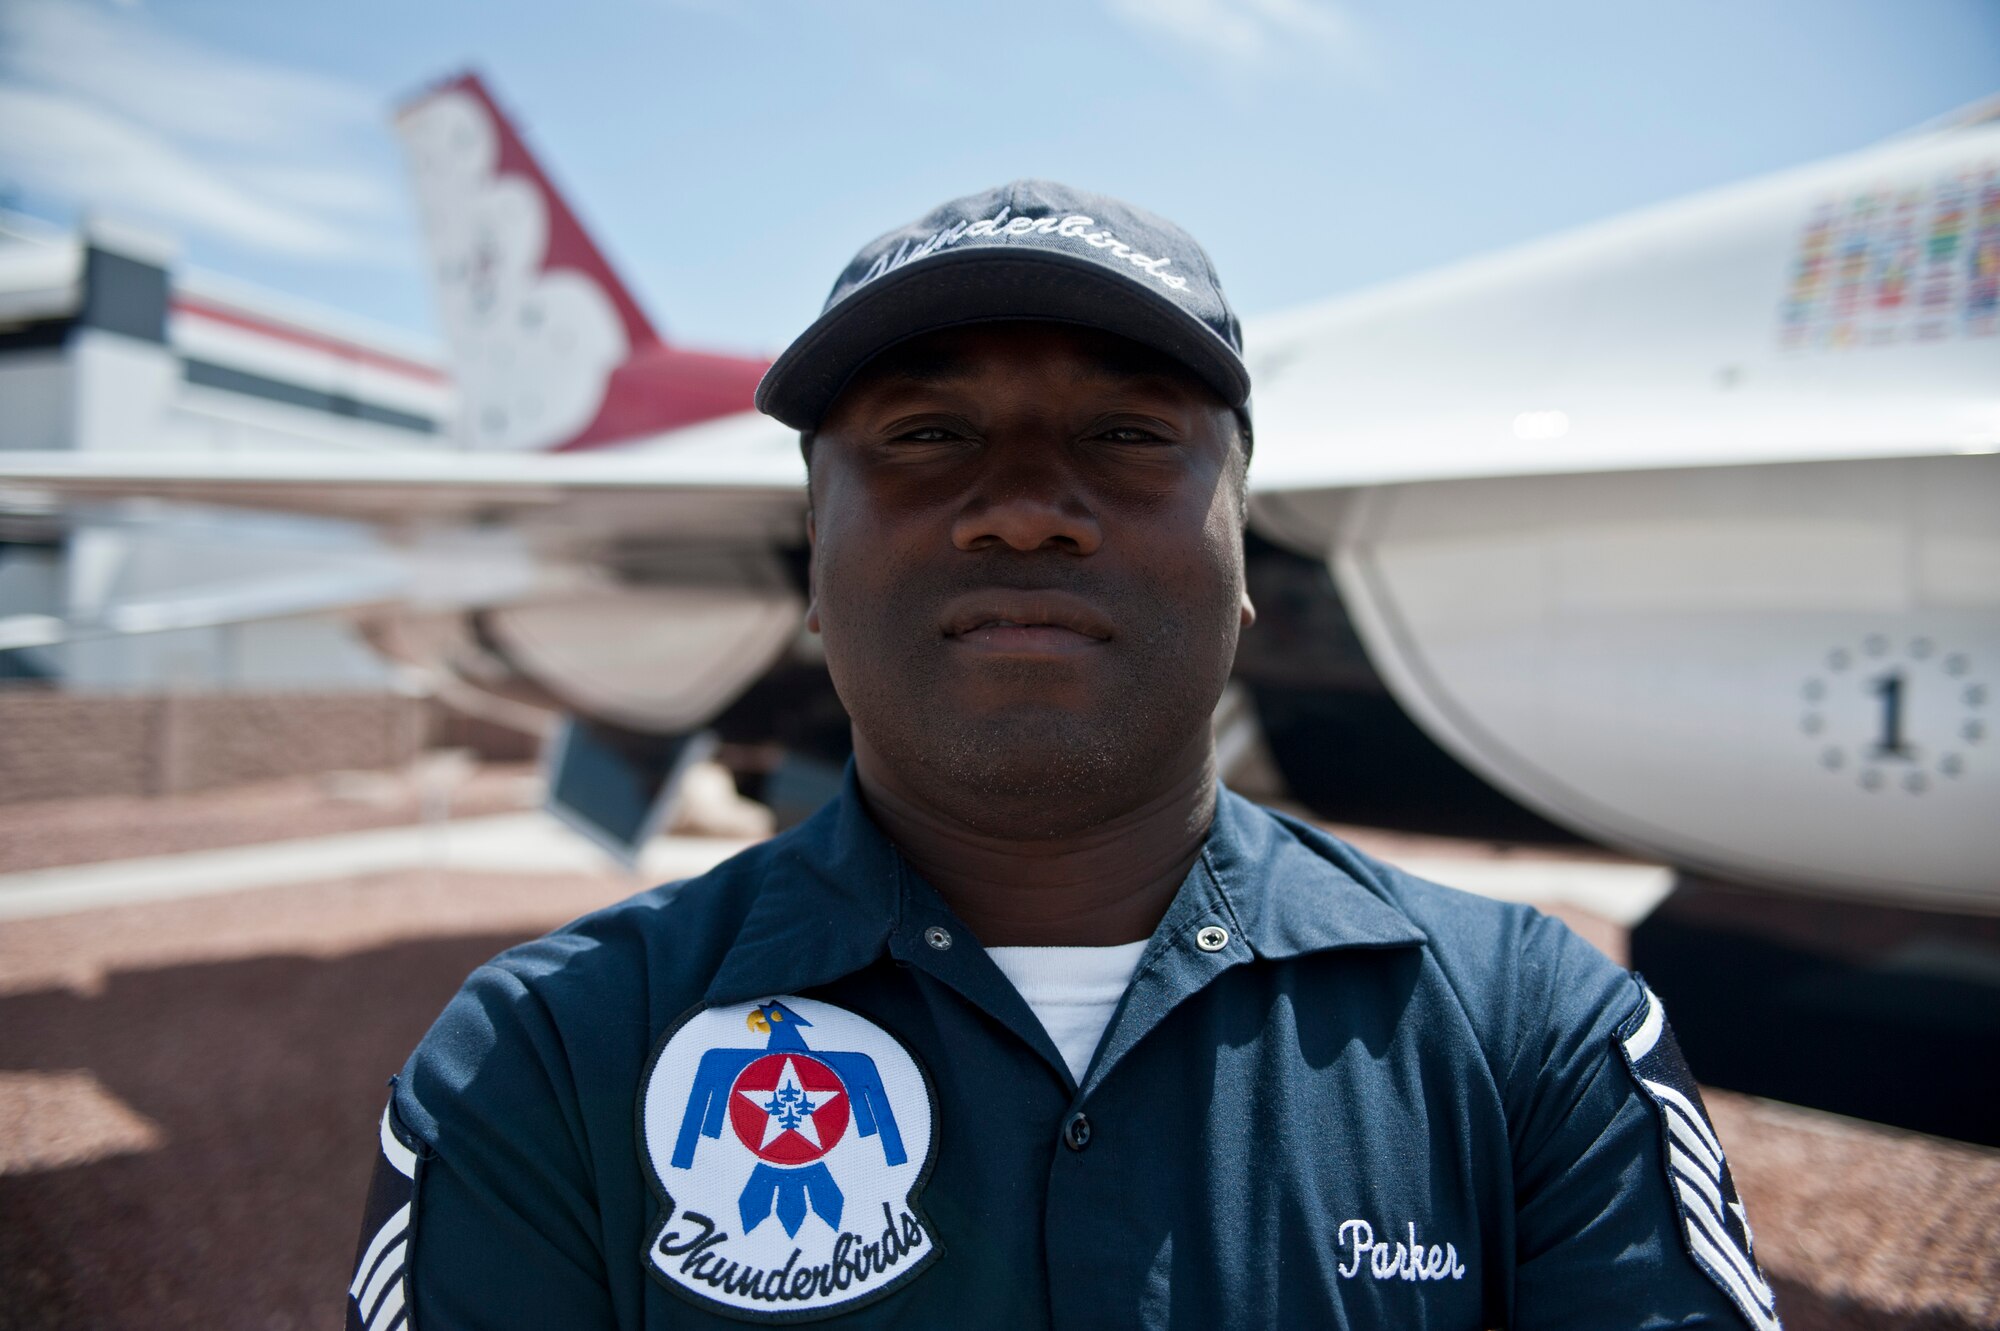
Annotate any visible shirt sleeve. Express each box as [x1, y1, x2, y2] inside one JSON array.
[[1505, 914, 1781, 1330], [349, 955, 618, 1330]]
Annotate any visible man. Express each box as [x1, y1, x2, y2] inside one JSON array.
[[347, 181, 1779, 1329]]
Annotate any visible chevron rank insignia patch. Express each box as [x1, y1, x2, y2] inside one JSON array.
[[1618, 984, 1782, 1331], [347, 1094, 424, 1331], [638, 996, 940, 1320]]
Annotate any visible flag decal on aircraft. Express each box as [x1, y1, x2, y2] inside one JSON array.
[[1781, 163, 1999, 348]]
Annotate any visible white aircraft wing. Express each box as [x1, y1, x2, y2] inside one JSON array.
[[20, 116, 1992, 550], [1245, 116, 2000, 499], [0, 411, 809, 549]]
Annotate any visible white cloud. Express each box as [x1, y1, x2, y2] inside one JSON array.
[[0, 85, 365, 257], [1105, 0, 1368, 74], [0, 0, 403, 260]]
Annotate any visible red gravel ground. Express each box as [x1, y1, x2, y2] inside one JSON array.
[[1, 800, 1995, 1328], [0, 762, 541, 876]]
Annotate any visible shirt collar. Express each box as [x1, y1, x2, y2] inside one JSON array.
[[1200, 787, 1428, 959], [704, 763, 902, 1007], [703, 765, 1426, 1007]]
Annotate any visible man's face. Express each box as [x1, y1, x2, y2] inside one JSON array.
[[807, 321, 1252, 835]]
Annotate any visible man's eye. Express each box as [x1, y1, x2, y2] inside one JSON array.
[[891, 426, 962, 443], [1095, 426, 1167, 444]]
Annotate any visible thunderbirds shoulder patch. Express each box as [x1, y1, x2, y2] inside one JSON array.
[[638, 996, 939, 1320], [1618, 984, 1782, 1331]]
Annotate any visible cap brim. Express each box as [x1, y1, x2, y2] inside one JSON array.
[[755, 248, 1251, 431]]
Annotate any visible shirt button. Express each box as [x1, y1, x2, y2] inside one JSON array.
[[1063, 1112, 1092, 1152], [924, 926, 952, 951], [1196, 924, 1230, 952]]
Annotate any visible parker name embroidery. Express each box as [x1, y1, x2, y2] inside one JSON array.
[[1337, 1219, 1468, 1282]]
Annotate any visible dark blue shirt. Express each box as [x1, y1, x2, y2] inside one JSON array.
[[347, 771, 1774, 1329]]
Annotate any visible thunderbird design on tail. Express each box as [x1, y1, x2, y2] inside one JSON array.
[[639, 996, 938, 1319], [396, 73, 771, 453]]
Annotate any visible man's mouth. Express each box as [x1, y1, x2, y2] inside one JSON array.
[[941, 592, 1113, 654]]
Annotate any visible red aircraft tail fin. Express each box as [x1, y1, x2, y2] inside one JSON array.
[[396, 73, 768, 451]]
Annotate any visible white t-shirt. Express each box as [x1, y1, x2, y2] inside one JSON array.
[[985, 941, 1149, 1084]]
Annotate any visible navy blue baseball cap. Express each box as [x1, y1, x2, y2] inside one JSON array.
[[756, 180, 1250, 431]]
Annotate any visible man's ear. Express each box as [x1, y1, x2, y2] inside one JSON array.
[[804, 509, 820, 634], [1239, 589, 1256, 630]]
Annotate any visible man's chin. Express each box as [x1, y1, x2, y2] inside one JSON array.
[[893, 710, 1153, 825]]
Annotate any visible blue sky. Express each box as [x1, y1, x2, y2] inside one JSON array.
[[2, 0, 1996, 356]]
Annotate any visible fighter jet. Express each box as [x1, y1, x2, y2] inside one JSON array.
[[3, 76, 1995, 916]]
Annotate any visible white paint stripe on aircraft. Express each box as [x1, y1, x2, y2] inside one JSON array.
[[0, 814, 751, 921], [1622, 987, 1664, 1061], [379, 1106, 416, 1180], [1393, 856, 1673, 927], [349, 1204, 409, 1299]]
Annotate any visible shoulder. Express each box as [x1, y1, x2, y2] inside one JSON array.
[[466, 825, 801, 1009], [1268, 803, 1634, 1000], [1252, 801, 1645, 1101], [391, 825, 809, 1143]]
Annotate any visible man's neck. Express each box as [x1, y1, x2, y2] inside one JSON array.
[[853, 735, 1219, 947]]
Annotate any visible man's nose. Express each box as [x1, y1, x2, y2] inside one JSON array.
[[949, 455, 1103, 555]]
